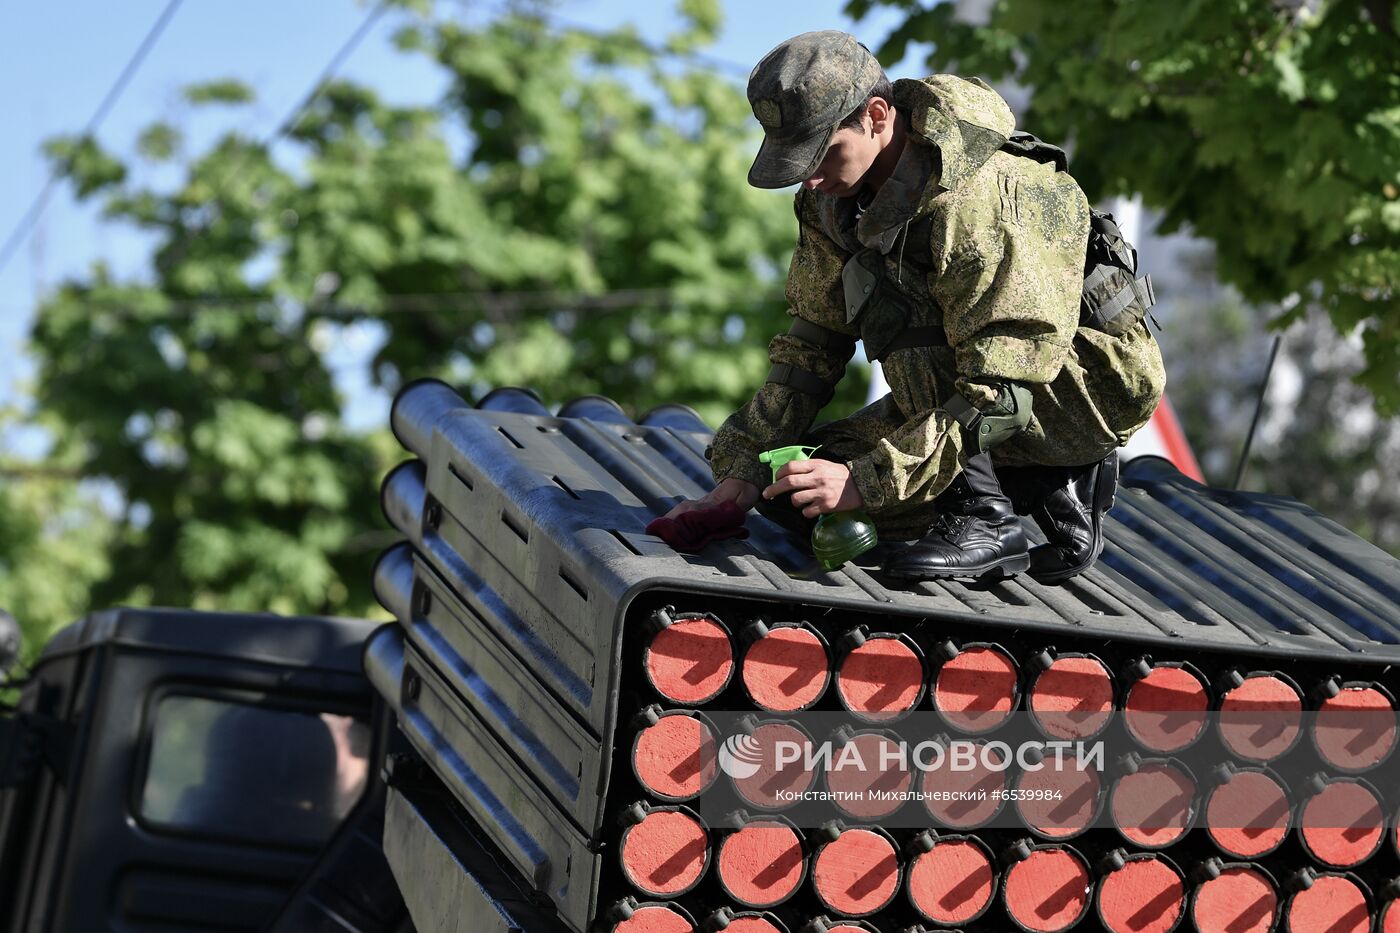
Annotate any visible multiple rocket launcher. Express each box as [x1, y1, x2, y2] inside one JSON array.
[[373, 380, 1400, 933]]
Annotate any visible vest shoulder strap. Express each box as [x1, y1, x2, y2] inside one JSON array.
[[999, 130, 1069, 173]]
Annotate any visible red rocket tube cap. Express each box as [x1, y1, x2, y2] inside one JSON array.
[[742, 624, 830, 712], [1189, 864, 1277, 933], [619, 806, 710, 897], [632, 711, 718, 801], [933, 644, 1019, 733], [811, 827, 900, 917], [644, 613, 734, 705], [716, 818, 806, 908], [1217, 672, 1302, 762], [1015, 754, 1102, 840], [1381, 898, 1400, 933], [1282, 873, 1369, 933], [1029, 654, 1115, 740], [1204, 768, 1290, 859], [611, 903, 696, 933], [1001, 845, 1091, 932], [906, 834, 996, 925], [730, 720, 817, 810], [1109, 759, 1195, 849], [1299, 779, 1384, 868], [1123, 663, 1209, 753], [1095, 854, 1186, 933], [825, 731, 910, 821], [920, 740, 1007, 829], [835, 634, 925, 721], [1313, 682, 1397, 772], [711, 912, 787, 933]]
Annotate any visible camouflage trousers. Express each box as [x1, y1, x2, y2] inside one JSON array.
[[757, 327, 1164, 542]]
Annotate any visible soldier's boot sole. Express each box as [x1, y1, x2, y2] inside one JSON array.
[[884, 549, 1031, 582]]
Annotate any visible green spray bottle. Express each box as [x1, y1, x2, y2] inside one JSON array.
[[758, 445, 879, 571]]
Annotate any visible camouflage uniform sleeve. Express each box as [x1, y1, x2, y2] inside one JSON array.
[[708, 189, 860, 490], [933, 159, 1089, 404], [844, 406, 965, 514]]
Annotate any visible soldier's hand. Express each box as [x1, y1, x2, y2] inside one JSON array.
[[661, 477, 760, 520], [764, 460, 864, 518]]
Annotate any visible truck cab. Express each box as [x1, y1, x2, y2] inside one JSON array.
[[0, 607, 405, 933]]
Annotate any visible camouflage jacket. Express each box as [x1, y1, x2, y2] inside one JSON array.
[[709, 74, 1158, 511]]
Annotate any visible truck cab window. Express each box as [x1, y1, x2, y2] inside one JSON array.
[[139, 695, 370, 847]]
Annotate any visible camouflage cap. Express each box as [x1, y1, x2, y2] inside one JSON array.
[[746, 30, 884, 189]]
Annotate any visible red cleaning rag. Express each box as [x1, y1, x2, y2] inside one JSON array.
[[646, 500, 750, 553]]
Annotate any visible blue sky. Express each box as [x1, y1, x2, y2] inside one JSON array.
[[0, 0, 916, 446]]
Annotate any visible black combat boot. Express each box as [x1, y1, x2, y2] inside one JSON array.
[[883, 453, 1030, 581], [997, 451, 1119, 584]]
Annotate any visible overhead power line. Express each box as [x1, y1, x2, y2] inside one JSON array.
[[0, 0, 185, 279], [155, 0, 391, 274], [10, 1, 747, 295], [226, 1, 391, 187], [9, 285, 788, 322]]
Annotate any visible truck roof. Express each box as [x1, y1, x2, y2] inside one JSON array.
[[392, 384, 1400, 665], [36, 605, 381, 672]]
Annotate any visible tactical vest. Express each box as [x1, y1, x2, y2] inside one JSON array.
[[1000, 131, 1158, 339], [768, 132, 1159, 403]]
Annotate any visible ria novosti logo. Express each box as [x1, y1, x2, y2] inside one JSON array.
[[717, 733, 765, 779], [715, 730, 1106, 778]]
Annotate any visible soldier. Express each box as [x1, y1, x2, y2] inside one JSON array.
[[663, 31, 1165, 582]]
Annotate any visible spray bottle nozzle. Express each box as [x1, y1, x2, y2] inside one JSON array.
[[758, 445, 820, 481]]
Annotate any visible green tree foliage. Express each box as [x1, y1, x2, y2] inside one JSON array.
[[31, 275, 381, 618], [851, 0, 1400, 411], [8, 2, 858, 638], [0, 465, 113, 674], [324, 8, 809, 418]]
